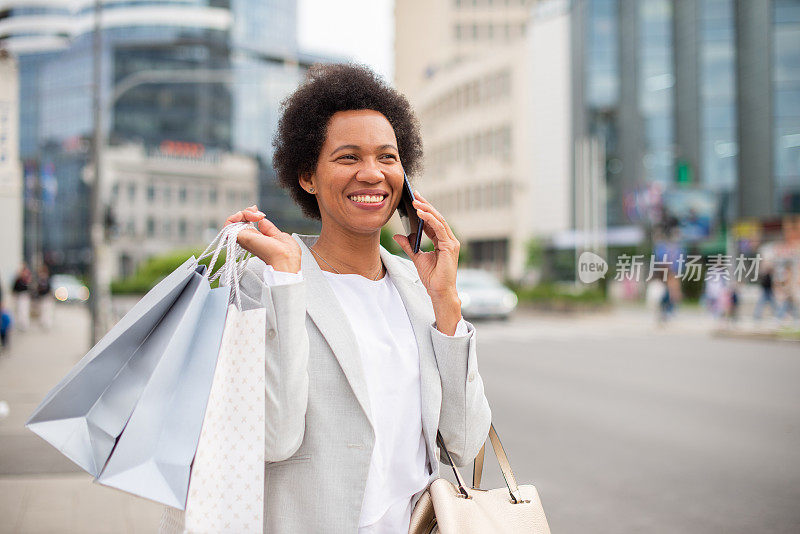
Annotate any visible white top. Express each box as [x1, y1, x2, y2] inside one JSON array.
[[262, 263, 467, 533]]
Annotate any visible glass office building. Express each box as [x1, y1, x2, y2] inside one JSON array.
[[1, 0, 322, 272], [572, 0, 800, 231]]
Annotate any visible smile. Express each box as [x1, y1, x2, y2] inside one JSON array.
[[347, 194, 388, 209]]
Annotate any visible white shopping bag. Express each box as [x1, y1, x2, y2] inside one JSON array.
[[160, 222, 267, 534], [161, 303, 266, 533]]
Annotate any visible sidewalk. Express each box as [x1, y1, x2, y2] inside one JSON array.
[[0, 304, 163, 534]]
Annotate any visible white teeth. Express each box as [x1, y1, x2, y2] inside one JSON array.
[[349, 194, 384, 204]]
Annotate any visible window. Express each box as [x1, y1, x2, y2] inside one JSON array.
[[147, 184, 155, 202], [128, 183, 136, 202], [179, 186, 187, 203], [209, 188, 218, 204], [147, 217, 155, 237]]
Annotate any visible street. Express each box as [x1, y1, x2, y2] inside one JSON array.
[[0, 304, 798, 533], [474, 309, 800, 534]]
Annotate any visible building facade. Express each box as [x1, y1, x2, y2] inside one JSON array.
[[573, 0, 800, 228], [395, 0, 570, 279], [102, 143, 257, 278], [1, 0, 323, 275], [397, 0, 800, 279], [0, 50, 23, 293]]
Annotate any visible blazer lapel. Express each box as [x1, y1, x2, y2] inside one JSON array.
[[379, 247, 443, 469], [290, 233, 442, 469], [291, 234, 375, 432]]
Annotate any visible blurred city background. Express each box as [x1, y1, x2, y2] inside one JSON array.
[[0, 0, 799, 533]]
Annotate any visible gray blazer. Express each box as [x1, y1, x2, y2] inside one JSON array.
[[238, 233, 492, 533]]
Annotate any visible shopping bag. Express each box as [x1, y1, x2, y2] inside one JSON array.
[[98, 219, 258, 506], [160, 223, 267, 533], [96, 282, 231, 507], [26, 257, 205, 476], [182, 303, 266, 532], [97, 224, 259, 508]]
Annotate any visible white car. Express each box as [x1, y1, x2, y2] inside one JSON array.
[[456, 269, 518, 320], [51, 274, 90, 303]]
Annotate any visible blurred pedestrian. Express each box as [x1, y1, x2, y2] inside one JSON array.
[[35, 265, 53, 329], [12, 264, 32, 331], [753, 266, 778, 321], [725, 281, 740, 325], [658, 273, 682, 323], [0, 273, 9, 351], [775, 267, 799, 323], [0, 305, 10, 350]]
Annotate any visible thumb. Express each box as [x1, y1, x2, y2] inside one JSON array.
[[393, 234, 413, 258]]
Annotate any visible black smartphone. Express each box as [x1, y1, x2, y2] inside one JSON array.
[[396, 171, 424, 254]]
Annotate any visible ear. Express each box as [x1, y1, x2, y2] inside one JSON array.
[[298, 173, 314, 194]]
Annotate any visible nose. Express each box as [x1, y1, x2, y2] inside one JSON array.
[[354, 158, 385, 182]]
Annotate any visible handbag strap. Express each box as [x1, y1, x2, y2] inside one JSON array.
[[436, 423, 525, 504]]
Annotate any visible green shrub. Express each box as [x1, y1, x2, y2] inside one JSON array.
[[111, 249, 232, 295], [514, 282, 606, 305]]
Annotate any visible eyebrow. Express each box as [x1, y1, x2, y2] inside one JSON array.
[[329, 144, 399, 156]]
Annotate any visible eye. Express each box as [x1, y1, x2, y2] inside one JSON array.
[[337, 154, 357, 161], [380, 154, 398, 161]]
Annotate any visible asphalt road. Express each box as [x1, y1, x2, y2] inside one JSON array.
[[470, 309, 800, 534], [2, 305, 798, 533]]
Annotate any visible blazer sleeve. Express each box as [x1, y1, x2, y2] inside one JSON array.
[[238, 258, 310, 462], [430, 319, 492, 467]]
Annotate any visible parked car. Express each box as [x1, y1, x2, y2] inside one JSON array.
[[456, 268, 518, 320], [51, 274, 90, 303]]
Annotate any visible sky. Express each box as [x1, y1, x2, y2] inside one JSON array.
[[297, 0, 395, 82]]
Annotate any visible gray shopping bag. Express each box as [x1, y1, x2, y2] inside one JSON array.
[[26, 257, 205, 476], [97, 282, 231, 508]]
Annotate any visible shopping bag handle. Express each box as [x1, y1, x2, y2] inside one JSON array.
[[197, 222, 254, 310]]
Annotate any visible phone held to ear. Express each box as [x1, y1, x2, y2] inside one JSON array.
[[397, 171, 424, 254]]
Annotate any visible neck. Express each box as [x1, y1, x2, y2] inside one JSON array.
[[311, 223, 382, 277]]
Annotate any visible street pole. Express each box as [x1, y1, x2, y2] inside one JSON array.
[[89, 0, 109, 344]]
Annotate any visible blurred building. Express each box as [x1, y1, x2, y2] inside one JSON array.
[[102, 143, 257, 278], [0, 50, 23, 293], [572, 0, 799, 254], [397, 0, 800, 279], [395, 0, 536, 97], [0, 0, 326, 274], [395, 0, 568, 279]]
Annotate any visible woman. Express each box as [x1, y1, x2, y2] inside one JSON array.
[[228, 64, 491, 533]]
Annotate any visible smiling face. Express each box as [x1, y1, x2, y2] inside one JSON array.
[[299, 109, 405, 236]]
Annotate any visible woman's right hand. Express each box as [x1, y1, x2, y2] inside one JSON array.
[[225, 205, 302, 273]]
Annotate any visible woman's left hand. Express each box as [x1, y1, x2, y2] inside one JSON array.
[[392, 191, 460, 301]]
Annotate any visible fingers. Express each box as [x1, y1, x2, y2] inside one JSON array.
[[225, 205, 265, 226], [392, 234, 415, 258], [416, 209, 450, 246], [412, 191, 456, 242], [257, 217, 282, 238]]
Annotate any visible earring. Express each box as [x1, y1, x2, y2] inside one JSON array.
[[309, 187, 315, 194]]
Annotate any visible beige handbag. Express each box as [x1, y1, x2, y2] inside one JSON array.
[[408, 424, 552, 534]]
